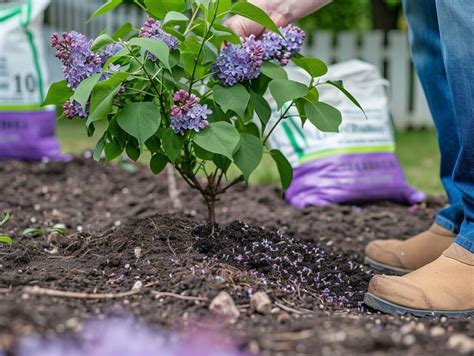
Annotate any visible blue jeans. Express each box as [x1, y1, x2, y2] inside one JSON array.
[[403, 0, 474, 252]]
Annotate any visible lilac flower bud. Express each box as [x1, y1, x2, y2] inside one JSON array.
[[63, 100, 88, 119], [139, 18, 179, 52]]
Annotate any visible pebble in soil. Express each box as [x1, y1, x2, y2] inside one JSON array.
[[194, 221, 374, 311]]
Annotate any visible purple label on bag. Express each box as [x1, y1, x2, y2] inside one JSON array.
[[285, 152, 426, 208], [0, 110, 70, 161]]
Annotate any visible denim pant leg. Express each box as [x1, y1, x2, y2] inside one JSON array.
[[402, 0, 464, 233], [436, 0, 474, 253]]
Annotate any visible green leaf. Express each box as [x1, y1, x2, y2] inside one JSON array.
[[249, 89, 271, 126], [87, 85, 120, 126], [162, 128, 184, 162], [233, 133, 263, 182], [0, 212, 10, 227], [86, 73, 128, 126], [213, 155, 231, 172], [215, 0, 232, 18], [42, 80, 73, 107], [326, 80, 367, 118], [269, 79, 308, 109], [93, 133, 107, 161], [104, 140, 123, 162], [129, 37, 171, 70], [145, 135, 161, 153], [112, 22, 133, 40], [163, 11, 189, 24], [91, 34, 114, 51], [0, 236, 12, 246], [304, 101, 342, 132], [72, 73, 101, 111], [116, 102, 161, 151], [194, 144, 214, 160], [211, 24, 240, 44], [292, 56, 328, 78], [145, 0, 185, 19], [150, 153, 168, 174], [193, 122, 240, 160], [90, 0, 123, 20], [126, 141, 141, 161], [270, 149, 293, 191], [230, 2, 281, 35], [260, 62, 288, 79], [213, 84, 250, 118]]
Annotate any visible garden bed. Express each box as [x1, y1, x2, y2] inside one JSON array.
[[0, 158, 472, 355]]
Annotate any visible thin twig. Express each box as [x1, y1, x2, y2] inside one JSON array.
[[152, 291, 208, 301], [188, 0, 220, 93], [217, 176, 244, 194], [263, 103, 294, 145], [166, 232, 178, 260], [22, 286, 140, 300], [274, 301, 313, 315]]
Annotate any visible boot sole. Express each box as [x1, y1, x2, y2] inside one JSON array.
[[364, 293, 474, 318], [364, 256, 412, 276]]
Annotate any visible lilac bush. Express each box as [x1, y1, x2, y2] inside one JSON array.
[[44, 0, 362, 223]]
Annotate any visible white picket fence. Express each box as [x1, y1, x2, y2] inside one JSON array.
[[40, 0, 433, 130]]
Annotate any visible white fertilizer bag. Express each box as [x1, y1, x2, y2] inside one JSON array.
[[266, 59, 425, 207], [0, 0, 65, 160]]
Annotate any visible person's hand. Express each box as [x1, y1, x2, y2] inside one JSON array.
[[225, 11, 288, 38], [225, 0, 332, 38]]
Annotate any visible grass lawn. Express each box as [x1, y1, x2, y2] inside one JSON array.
[[57, 119, 444, 196]]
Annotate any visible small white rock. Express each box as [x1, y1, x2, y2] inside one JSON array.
[[209, 291, 240, 323], [132, 281, 142, 290], [134, 247, 142, 259], [403, 334, 416, 346], [250, 291, 272, 315], [447, 334, 474, 354], [400, 323, 414, 334], [430, 326, 445, 337]]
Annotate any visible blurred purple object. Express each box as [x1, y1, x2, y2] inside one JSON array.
[[285, 153, 425, 208], [17, 317, 248, 356], [0, 110, 70, 161]]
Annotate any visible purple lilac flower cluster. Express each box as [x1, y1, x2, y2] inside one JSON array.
[[212, 34, 264, 87], [194, 221, 373, 311], [17, 316, 248, 356], [261, 25, 305, 66], [51, 32, 123, 119], [170, 90, 211, 135], [139, 18, 179, 62], [213, 25, 305, 86], [51, 32, 102, 90]]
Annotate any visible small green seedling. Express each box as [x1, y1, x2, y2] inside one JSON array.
[[0, 212, 13, 246], [21, 223, 66, 238]]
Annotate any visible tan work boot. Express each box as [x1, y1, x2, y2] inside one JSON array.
[[364, 224, 455, 275], [364, 243, 474, 317]]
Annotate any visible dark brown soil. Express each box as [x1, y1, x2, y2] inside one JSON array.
[[0, 158, 472, 355]]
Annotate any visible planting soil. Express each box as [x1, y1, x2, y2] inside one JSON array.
[[0, 158, 473, 355]]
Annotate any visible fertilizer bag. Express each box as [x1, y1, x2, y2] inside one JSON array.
[[266, 60, 425, 207], [0, 0, 64, 161]]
